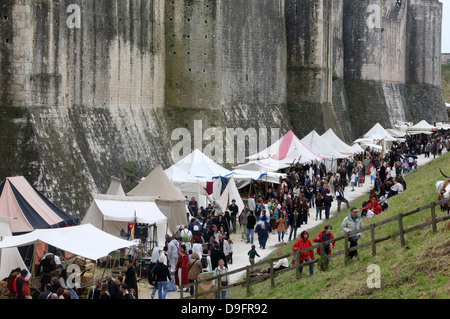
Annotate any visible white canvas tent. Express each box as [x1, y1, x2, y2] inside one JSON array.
[[219, 178, 245, 214], [106, 176, 126, 196], [164, 165, 208, 210], [301, 130, 347, 172], [233, 158, 290, 172], [247, 129, 324, 164], [0, 224, 137, 262], [321, 129, 358, 156], [82, 195, 167, 248], [169, 149, 232, 181], [355, 123, 397, 153], [232, 169, 287, 189], [128, 165, 189, 234], [0, 217, 28, 280], [407, 120, 435, 135]]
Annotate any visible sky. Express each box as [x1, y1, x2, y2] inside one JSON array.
[[443, 0, 450, 53]]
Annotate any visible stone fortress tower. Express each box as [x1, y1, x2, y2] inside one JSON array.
[[0, 0, 447, 216]]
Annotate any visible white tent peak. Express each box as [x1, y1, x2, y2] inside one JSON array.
[[301, 130, 346, 159], [128, 164, 185, 201], [321, 128, 357, 156], [169, 149, 232, 180], [106, 176, 125, 196]]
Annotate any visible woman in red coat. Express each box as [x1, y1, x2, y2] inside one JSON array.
[[175, 248, 190, 291], [292, 231, 315, 275], [313, 225, 335, 256]]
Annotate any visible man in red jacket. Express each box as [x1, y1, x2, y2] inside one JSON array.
[[313, 225, 335, 256], [292, 231, 315, 275]]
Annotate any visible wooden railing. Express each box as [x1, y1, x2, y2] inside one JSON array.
[[180, 197, 450, 299]]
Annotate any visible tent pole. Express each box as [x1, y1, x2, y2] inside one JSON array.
[[100, 255, 110, 282], [29, 240, 38, 289]]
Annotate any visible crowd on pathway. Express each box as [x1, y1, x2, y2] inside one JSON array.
[[3, 130, 448, 300]]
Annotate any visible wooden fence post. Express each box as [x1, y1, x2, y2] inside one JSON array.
[[398, 214, 405, 246], [344, 232, 349, 265], [246, 265, 251, 296], [370, 224, 376, 256], [270, 259, 275, 287], [430, 202, 437, 233], [295, 249, 301, 279]]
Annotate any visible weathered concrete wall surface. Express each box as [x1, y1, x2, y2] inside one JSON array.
[[342, 0, 447, 138], [0, 0, 447, 216], [0, 0, 171, 216]]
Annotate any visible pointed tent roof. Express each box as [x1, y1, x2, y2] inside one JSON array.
[[106, 176, 126, 196], [247, 129, 324, 163], [127, 165, 186, 202], [170, 149, 233, 180], [0, 177, 79, 235], [408, 120, 435, 132], [301, 130, 346, 159], [363, 123, 397, 141], [219, 178, 245, 215], [321, 128, 357, 156], [127, 165, 188, 233]]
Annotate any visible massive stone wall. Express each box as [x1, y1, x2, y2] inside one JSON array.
[[0, 0, 447, 217]]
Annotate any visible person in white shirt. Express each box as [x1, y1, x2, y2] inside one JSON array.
[[262, 252, 289, 274], [350, 170, 357, 191], [387, 179, 404, 198], [370, 166, 377, 184]]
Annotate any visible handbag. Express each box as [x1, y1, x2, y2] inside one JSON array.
[[221, 280, 228, 287]]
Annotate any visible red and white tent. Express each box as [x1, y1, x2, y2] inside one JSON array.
[[247, 129, 324, 164]]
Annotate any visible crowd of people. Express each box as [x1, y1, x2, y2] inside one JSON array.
[[3, 130, 448, 300]]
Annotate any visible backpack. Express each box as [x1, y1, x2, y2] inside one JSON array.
[[201, 254, 208, 268], [182, 230, 190, 242]]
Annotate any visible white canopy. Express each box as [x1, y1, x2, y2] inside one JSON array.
[[350, 143, 365, 154], [386, 128, 407, 138], [247, 129, 324, 164], [0, 224, 137, 261], [233, 158, 290, 172], [169, 149, 232, 181], [407, 120, 435, 133], [0, 217, 28, 280], [321, 129, 358, 156], [82, 195, 167, 248], [232, 169, 287, 186], [354, 123, 397, 153]]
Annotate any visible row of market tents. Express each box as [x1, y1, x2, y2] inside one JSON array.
[[0, 119, 446, 283]]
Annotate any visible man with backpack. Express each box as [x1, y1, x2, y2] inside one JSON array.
[[180, 225, 193, 252]]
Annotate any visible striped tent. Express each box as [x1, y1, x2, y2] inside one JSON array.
[[0, 176, 79, 235]]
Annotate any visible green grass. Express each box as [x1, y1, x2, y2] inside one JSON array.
[[228, 152, 450, 299], [442, 64, 450, 104]]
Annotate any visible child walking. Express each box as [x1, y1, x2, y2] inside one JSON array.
[[248, 245, 260, 265]]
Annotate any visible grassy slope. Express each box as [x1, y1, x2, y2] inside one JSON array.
[[229, 152, 450, 299], [443, 64, 450, 104]]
